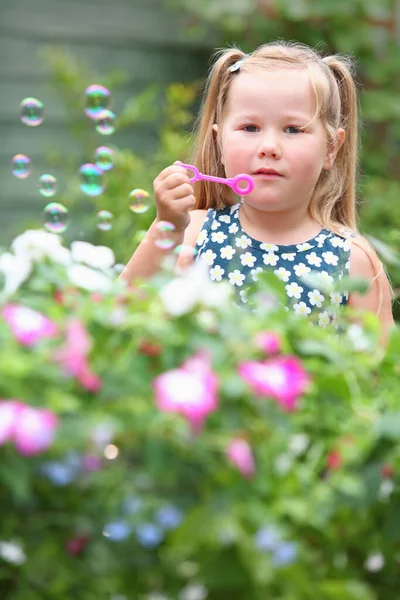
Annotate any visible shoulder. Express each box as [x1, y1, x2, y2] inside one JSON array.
[[349, 235, 377, 279]]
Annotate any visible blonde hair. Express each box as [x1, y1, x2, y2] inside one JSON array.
[[190, 40, 392, 314]]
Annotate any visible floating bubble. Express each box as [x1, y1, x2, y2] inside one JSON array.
[[95, 110, 116, 135], [79, 163, 105, 196], [95, 146, 114, 171], [20, 97, 44, 126], [84, 84, 111, 120], [154, 221, 176, 250], [173, 244, 197, 258], [129, 189, 150, 214], [11, 154, 31, 179], [97, 210, 113, 231], [44, 203, 68, 234], [39, 174, 57, 197]]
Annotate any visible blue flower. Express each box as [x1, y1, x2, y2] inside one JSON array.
[[136, 523, 164, 548], [154, 505, 183, 531], [254, 526, 280, 552], [103, 520, 132, 542], [272, 541, 298, 567], [39, 462, 76, 486]]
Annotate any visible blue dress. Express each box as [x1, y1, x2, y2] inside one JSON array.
[[195, 203, 355, 327]]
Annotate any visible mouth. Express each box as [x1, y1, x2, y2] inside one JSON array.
[[253, 169, 283, 178]]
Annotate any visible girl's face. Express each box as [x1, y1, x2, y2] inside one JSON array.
[[215, 68, 343, 213]]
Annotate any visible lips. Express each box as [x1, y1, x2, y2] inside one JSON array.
[[253, 168, 283, 176]]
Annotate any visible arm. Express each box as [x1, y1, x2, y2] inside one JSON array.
[[348, 239, 395, 345]]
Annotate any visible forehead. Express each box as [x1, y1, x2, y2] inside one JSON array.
[[224, 69, 316, 118]]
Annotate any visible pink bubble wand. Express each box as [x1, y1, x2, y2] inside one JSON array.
[[179, 163, 254, 196]]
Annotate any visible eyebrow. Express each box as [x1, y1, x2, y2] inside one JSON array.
[[234, 113, 312, 121]]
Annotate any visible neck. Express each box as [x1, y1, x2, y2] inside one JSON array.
[[239, 202, 322, 245]]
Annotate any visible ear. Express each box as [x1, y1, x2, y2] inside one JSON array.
[[212, 124, 224, 165], [323, 128, 345, 170]]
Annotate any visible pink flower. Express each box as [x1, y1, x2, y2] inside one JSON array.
[[254, 331, 281, 355], [226, 438, 255, 478], [238, 356, 310, 412], [53, 319, 102, 392], [2, 304, 58, 346], [153, 352, 218, 434], [0, 400, 58, 456]]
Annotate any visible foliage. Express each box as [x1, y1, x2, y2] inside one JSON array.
[[0, 229, 400, 599]]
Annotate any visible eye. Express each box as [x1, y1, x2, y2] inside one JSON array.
[[285, 126, 302, 134], [243, 125, 259, 133]]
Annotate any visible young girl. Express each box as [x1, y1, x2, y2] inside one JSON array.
[[121, 40, 394, 340]]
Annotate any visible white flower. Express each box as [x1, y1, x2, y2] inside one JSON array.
[[318, 311, 330, 328], [196, 230, 208, 246], [240, 252, 256, 267], [347, 324, 370, 351], [179, 584, 207, 600], [11, 229, 71, 265], [293, 301, 311, 316], [228, 270, 246, 287], [219, 215, 231, 224], [288, 434, 309, 456], [322, 251, 339, 266], [211, 220, 221, 231], [211, 231, 227, 244], [228, 223, 239, 234], [305, 252, 322, 267], [0, 252, 32, 298], [251, 267, 263, 282], [201, 249, 217, 266], [379, 479, 394, 501], [210, 265, 225, 282], [343, 238, 352, 251], [294, 263, 311, 277], [281, 253, 296, 261], [67, 264, 112, 292], [262, 253, 279, 266], [365, 552, 384, 573], [285, 281, 303, 299], [220, 245, 236, 260], [308, 289, 325, 307], [260, 242, 279, 251], [71, 241, 115, 269], [274, 267, 291, 282], [330, 291, 343, 305], [315, 233, 327, 245], [320, 270, 334, 284], [330, 236, 344, 248], [297, 242, 313, 251], [235, 235, 252, 249], [0, 541, 26, 565], [274, 453, 292, 475]]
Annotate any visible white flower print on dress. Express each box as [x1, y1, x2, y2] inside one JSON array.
[[219, 215, 231, 224], [274, 267, 291, 282], [260, 242, 279, 252], [211, 231, 228, 244], [315, 233, 327, 246], [228, 223, 239, 234], [318, 311, 330, 327], [220, 245, 236, 260], [211, 220, 221, 231], [201, 249, 217, 266], [320, 270, 334, 284], [330, 291, 343, 305], [251, 267, 263, 281], [196, 230, 208, 246], [235, 235, 252, 249], [330, 236, 345, 248], [228, 270, 246, 287], [282, 253, 296, 261], [345, 260, 350, 270], [285, 282, 303, 299], [322, 251, 339, 266], [262, 253, 279, 266], [293, 302, 311, 316], [240, 252, 257, 267], [343, 238, 352, 251], [210, 265, 225, 281], [297, 242, 313, 252], [305, 252, 322, 267], [294, 263, 311, 277], [308, 289, 325, 307], [230, 204, 239, 215]]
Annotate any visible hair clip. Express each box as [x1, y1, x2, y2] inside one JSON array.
[[229, 54, 249, 73]]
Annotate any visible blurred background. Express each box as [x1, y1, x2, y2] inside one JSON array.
[[0, 0, 399, 315]]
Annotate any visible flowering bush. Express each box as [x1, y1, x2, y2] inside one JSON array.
[[0, 229, 399, 600]]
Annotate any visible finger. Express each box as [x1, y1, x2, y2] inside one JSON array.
[[162, 173, 192, 192], [170, 183, 194, 200], [155, 164, 188, 183]]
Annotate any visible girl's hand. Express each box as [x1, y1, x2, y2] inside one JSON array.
[[153, 161, 196, 232]]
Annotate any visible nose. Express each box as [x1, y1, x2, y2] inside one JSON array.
[[257, 130, 282, 160]]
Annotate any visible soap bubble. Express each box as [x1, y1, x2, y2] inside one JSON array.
[[20, 97, 44, 126], [95, 146, 114, 171], [39, 174, 57, 197], [95, 110, 116, 135], [44, 203, 68, 234], [11, 154, 31, 179], [97, 210, 113, 231], [79, 163, 105, 196], [129, 189, 150, 214], [84, 84, 111, 120], [154, 221, 176, 250]]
